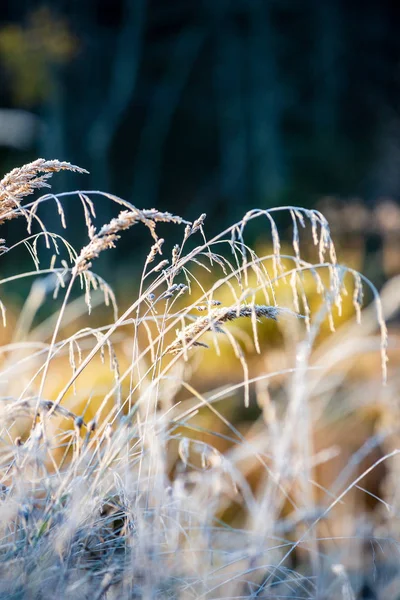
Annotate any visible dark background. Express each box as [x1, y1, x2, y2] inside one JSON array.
[[1, 0, 400, 279]]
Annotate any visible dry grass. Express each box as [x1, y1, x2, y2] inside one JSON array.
[[0, 159, 398, 599]]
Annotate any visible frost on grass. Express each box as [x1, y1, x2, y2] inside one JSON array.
[[0, 159, 393, 599]]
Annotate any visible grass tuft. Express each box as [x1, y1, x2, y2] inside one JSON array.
[[0, 159, 396, 599]]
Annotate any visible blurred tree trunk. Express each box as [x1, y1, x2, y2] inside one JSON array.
[[213, 0, 248, 212], [131, 27, 205, 211], [247, 0, 286, 206], [313, 0, 342, 140], [86, 0, 146, 196]]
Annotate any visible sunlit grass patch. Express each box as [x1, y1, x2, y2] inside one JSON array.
[[0, 159, 397, 599]]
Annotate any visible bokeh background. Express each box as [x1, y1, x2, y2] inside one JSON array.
[[1, 6, 400, 577], [1, 0, 400, 283]]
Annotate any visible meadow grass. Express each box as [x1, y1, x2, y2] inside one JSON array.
[[0, 159, 397, 599]]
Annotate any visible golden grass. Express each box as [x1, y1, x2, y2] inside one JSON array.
[[0, 158, 397, 599]]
